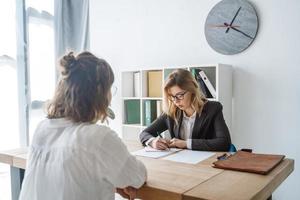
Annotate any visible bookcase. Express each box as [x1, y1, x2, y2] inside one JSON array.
[[121, 64, 232, 141]]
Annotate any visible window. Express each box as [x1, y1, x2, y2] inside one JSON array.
[[0, 1, 55, 198], [0, 2, 18, 200], [0, 0, 19, 151], [26, 0, 55, 142]]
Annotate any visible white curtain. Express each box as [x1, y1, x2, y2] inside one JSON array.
[[54, 0, 90, 59]]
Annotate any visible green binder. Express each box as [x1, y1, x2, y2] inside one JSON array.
[[124, 100, 140, 124], [144, 100, 157, 126]]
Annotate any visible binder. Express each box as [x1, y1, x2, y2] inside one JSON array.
[[133, 72, 141, 97], [148, 71, 162, 97], [199, 70, 216, 98], [213, 150, 285, 175], [124, 100, 140, 124], [191, 68, 196, 76], [144, 100, 157, 126], [197, 75, 212, 98], [156, 100, 163, 118], [191, 68, 212, 98], [164, 69, 175, 80]]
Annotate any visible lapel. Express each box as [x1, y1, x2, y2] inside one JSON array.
[[191, 107, 207, 139]]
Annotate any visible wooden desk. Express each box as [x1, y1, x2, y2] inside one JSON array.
[[0, 141, 294, 200], [0, 148, 27, 200]]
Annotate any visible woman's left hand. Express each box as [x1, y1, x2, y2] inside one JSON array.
[[116, 186, 137, 200], [169, 138, 187, 149]]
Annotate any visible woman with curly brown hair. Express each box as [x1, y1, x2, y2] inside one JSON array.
[[19, 52, 146, 200]]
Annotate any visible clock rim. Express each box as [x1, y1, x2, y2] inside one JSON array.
[[204, 0, 259, 55]]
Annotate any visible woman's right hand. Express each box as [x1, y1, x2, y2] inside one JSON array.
[[150, 137, 170, 150]]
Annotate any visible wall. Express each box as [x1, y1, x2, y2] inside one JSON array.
[[90, 0, 300, 199]]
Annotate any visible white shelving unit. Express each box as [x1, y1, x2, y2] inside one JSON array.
[[121, 64, 232, 141]]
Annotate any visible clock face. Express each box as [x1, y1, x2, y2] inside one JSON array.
[[205, 0, 258, 55]]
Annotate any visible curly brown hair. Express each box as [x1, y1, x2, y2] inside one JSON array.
[[47, 51, 114, 123]]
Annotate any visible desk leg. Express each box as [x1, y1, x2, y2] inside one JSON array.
[[267, 195, 272, 200], [10, 166, 25, 200]]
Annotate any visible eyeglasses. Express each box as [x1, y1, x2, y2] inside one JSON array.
[[111, 85, 118, 96], [168, 91, 188, 102]]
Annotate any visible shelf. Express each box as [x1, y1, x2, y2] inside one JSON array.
[[122, 124, 141, 128], [121, 64, 232, 141], [141, 97, 163, 100], [122, 97, 141, 100]]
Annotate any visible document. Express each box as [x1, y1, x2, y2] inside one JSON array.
[[131, 147, 182, 159], [163, 150, 216, 164]]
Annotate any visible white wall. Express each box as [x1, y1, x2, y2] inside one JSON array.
[[90, 0, 300, 199]]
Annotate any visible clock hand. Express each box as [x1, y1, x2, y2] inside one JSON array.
[[226, 6, 242, 33], [224, 23, 254, 39], [208, 24, 240, 28]]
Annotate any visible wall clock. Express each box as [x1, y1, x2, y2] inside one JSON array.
[[205, 0, 258, 55]]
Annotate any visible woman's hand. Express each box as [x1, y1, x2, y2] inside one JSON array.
[[169, 138, 187, 149], [150, 137, 170, 150], [116, 186, 137, 200]]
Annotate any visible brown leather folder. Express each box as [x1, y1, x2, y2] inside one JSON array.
[[213, 150, 285, 175]]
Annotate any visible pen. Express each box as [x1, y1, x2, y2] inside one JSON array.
[[217, 153, 228, 160], [157, 132, 170, 150], [157, 131, 163, 138]]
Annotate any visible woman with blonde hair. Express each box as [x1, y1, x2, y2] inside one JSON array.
[[19, 52, 146, 200], [140, 69, 231, 151]]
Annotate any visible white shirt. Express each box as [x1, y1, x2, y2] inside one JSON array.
[[146, 111, 197, 149], [19, 118, 147, 200], [180, 111, 197, 149]]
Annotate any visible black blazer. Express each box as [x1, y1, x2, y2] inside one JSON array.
[[139, 101, 231, 151]]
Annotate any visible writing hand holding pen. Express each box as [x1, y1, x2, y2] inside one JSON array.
[[150, 132, 170, 150]]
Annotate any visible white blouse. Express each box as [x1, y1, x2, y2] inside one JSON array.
[[145, 111, 197, 149], [19, 118, 147, 200], [180, 111, 197, 149]]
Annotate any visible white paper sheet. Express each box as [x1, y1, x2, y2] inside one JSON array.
[[131, 147, 182, 158], [163, 150, 216, 164]]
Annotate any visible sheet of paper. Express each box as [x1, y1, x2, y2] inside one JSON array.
[[144, 146, 165, 152], [131, 147, 182, 158], [163, 150, 216, 164]]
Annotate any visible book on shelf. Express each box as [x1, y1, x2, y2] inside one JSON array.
[[199, 70, 216, 98], [133, 71, 141, 97], [144, 100, 157, 126], [124, 100, 140, 124], [148, 71, 162, 97]]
